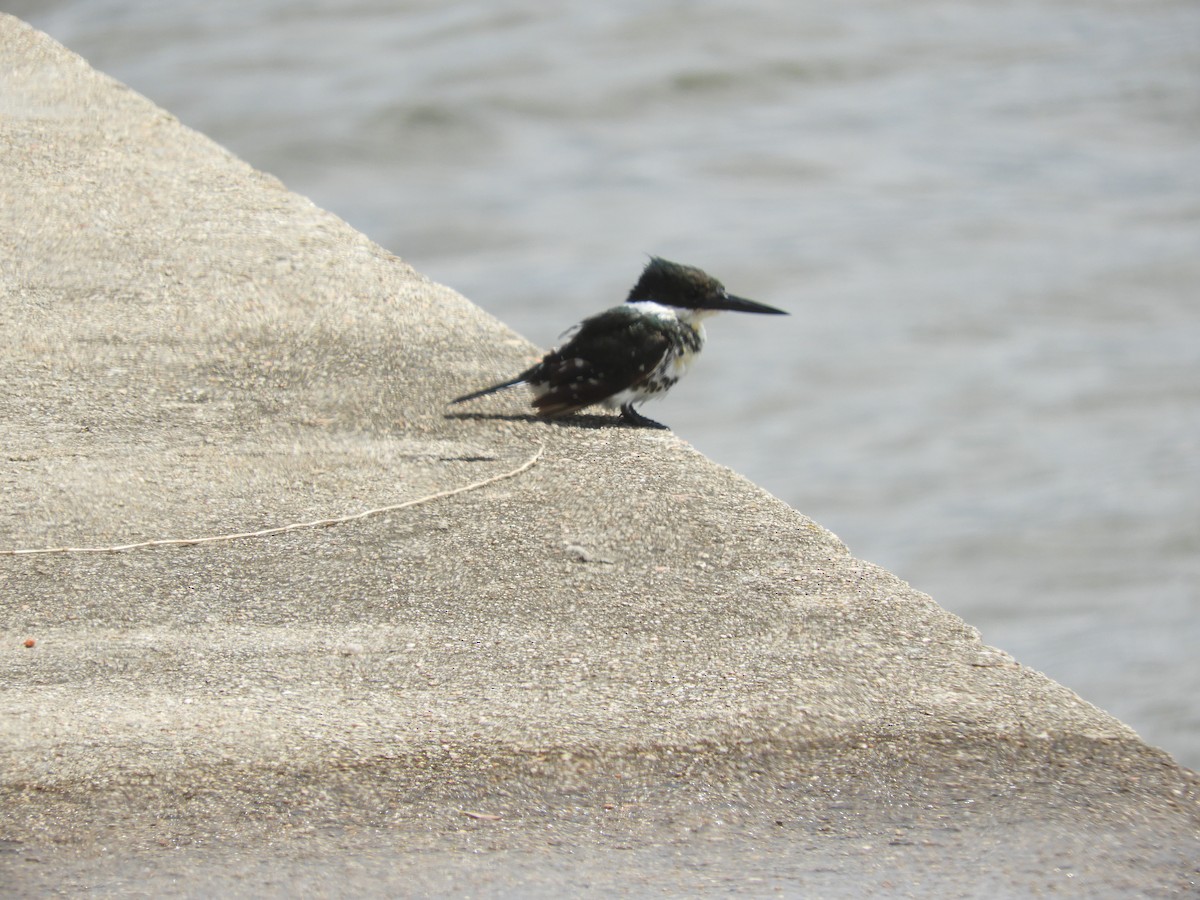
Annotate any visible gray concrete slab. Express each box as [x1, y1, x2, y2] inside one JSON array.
[[2, 14, 1197, 896]]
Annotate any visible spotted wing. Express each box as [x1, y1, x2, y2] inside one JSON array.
[[532, 306, 672, 417]]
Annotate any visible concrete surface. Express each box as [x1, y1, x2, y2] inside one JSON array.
[[1, 15, 1197, 896]]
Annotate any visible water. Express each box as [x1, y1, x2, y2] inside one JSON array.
[[12, 1, 1200, 770]]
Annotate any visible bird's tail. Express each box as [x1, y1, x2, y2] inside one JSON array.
[[450, 376, 527, 405]]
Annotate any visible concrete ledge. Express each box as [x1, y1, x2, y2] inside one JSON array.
[[2, 15, 1197, 895]]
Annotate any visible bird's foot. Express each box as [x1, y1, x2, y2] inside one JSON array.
[[620, 404, 670, 430]]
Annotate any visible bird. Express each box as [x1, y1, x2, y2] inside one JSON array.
[[450, 256, 788, 430]]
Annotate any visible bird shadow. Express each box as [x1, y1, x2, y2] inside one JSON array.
[[443, 411, 640, 431]]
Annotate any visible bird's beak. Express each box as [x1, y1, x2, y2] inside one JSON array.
[[711, 293, 788, 315]]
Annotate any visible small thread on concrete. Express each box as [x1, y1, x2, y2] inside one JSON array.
[[0, 444, 544, 556]]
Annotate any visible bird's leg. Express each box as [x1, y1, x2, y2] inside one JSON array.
[[620, 403, 670, 430]]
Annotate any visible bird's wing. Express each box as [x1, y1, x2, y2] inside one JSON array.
[[533, 306, 672, 416]]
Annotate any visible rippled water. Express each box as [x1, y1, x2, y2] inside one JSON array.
[[14, 1, 1200, 770]]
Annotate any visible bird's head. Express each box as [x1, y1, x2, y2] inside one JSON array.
[[625, 257, 787, 317]]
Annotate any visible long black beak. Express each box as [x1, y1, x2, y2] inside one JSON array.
[[710, 293, 788, 315]]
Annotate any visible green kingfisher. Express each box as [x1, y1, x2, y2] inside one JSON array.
[[451, 256, 788, 429]]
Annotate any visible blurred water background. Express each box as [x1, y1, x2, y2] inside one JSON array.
[[12, 1, 1199, 770]]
